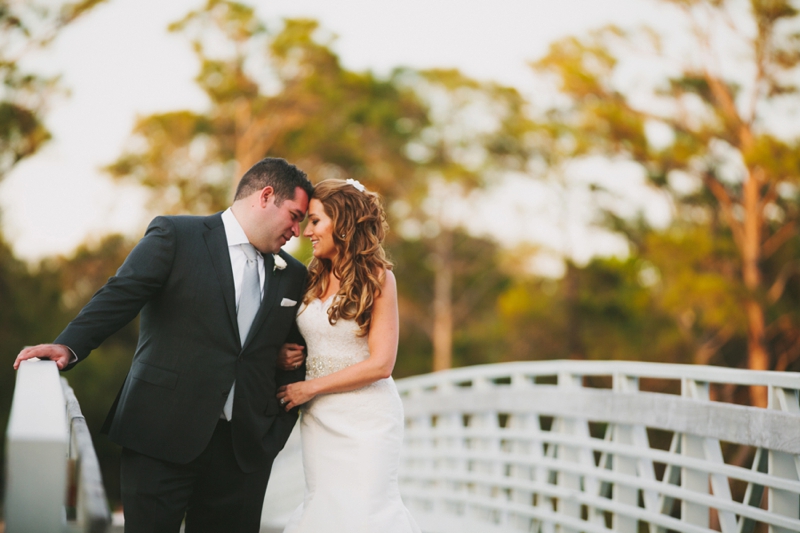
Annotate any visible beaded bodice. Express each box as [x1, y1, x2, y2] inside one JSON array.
[[297, 296, 370, 379]]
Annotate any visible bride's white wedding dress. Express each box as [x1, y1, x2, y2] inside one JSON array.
[[282, 297, 421, 533]]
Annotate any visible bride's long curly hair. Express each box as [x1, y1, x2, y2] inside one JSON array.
[[303, 179, 393, 336]]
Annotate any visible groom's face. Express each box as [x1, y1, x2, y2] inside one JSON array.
[[253, 186, 309, 253]]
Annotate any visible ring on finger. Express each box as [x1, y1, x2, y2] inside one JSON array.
[[279, 398, 286, 405]]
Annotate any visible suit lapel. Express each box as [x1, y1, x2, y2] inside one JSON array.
[[242, 252, 286, 350], [203, 214, 238, 338]]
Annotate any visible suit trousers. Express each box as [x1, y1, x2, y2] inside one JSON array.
[[120, 420, 272, 533]]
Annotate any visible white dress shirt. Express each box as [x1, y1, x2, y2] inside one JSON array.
[[221, 208, 265, 303]]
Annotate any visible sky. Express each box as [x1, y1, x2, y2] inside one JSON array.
[[0, 0, 678, 265]]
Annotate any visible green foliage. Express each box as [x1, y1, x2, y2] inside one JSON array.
[[108, 6, 428, 214], [532, 0, 800, 372], [497, 258, 689, 364], [0, 0, 107, 180]]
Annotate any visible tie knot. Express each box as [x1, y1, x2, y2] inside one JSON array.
[[241, 243, 259, 262]]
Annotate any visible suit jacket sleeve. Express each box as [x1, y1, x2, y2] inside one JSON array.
[[56, 217, 176, 368], [275, 266, 306, 418]]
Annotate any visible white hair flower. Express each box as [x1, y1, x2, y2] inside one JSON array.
[[345, 178, 366, 193], [273, 254, 287, 274]]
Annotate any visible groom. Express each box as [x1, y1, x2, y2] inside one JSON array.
[[13, 157, 313, 533]]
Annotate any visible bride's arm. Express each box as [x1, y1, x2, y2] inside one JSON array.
[[277, 270, 399, 410]]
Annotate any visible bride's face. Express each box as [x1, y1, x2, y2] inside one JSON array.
[[304, 199, 337, 260]]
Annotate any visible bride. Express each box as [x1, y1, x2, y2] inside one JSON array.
[[276, 178, 420, 533]]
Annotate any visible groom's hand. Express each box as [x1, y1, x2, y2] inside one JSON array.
[[13, 344, 72, 370], [278, 343, 305, 371]]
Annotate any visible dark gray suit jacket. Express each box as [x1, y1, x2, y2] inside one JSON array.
[[55, 213, 305, 473]]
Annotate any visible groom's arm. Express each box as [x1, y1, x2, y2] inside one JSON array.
[[276, 259, 307, 390], [276, 321, 306, 388], [275, 265, 307, 420], [55, 217, 176, 368]]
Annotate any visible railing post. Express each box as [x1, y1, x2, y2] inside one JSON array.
[[767, 386, 800, 533], [4, 359, 69, 533], [554, 371, 596, 533], [612, 373, 642, 533], [508, 372, 541, 532], [680, 378, 710, 529], [469, 377, 503, 526], [437, 380, 467, 519], [401, 383, 437, 519]]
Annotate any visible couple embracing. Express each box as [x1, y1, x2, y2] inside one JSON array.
[[14, 158, 420, 533]]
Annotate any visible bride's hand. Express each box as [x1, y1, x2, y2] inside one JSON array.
[[277, 382, 316, 411], [278, 343, 305, 370]]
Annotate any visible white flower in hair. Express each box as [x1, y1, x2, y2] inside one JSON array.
[[346, 178, 366, 193], [273, 254, 287, 273]]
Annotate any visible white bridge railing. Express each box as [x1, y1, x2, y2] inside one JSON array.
[[396, 360, 800, 533], [4, 359, 111, 533], [7, 359, 799, 532]]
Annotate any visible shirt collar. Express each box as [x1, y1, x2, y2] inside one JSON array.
[[221, 208, 250, 248]]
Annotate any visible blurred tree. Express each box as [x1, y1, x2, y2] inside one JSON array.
[[533, 0, 800, 404], [0, 0, 107, 181], [642, 224, 745, 366], [391, 229, 513, 375], [497, 256, 686, 364], [105, 1, 426, 214], [106, 2, 528, 373], [393, 68, 530, 370], [524, 118, 630, 360]]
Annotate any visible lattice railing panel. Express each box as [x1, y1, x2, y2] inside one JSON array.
[[397, 361, 800, 533]]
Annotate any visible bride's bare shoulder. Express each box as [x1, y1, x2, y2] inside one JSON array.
[[375, 267, 395, 286], [375, 269, 397, 302]]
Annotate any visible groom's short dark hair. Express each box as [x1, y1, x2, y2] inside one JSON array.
[[234, 157, 313, 205]]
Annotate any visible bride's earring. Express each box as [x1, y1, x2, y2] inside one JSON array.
[[341, 233, 345, 238]]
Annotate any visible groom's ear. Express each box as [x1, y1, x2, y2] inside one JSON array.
[[259, 186, 275, 206]]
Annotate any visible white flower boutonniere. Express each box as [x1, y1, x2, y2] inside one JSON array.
[[273, 254, 287, 275]]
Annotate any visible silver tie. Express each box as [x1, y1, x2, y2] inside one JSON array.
[[223, 243, 262, 420]]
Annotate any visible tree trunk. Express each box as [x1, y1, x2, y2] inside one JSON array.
[[432, 229, 454, 372], [742, 170, 769, 407], [564, 261, 585, 360]]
